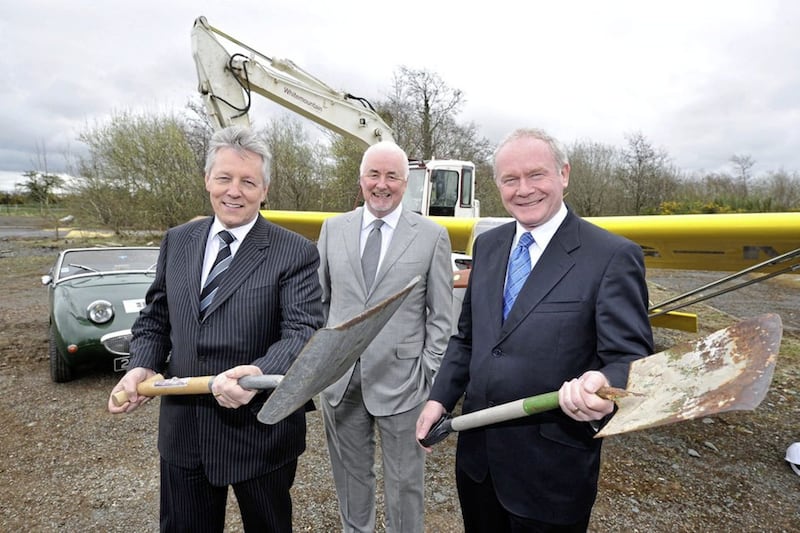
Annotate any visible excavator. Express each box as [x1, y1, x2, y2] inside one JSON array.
[[191, 15, 479, 221], [190, 16, 800, 332]]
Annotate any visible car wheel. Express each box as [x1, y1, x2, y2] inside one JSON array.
[[49, 326, 75, 383]]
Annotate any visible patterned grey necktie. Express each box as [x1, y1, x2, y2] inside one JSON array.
[[361, 219, 384, 288], [199, 230, 235, 317]]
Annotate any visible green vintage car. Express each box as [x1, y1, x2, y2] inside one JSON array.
[[42, 246, 159, 382]]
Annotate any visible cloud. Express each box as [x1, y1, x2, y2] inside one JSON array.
[[2, 0, 799, 179]]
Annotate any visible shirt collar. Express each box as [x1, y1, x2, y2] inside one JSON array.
[[362, 204, 403, 231], [210, 216, 257, 243], [513, 202, 567, 250]]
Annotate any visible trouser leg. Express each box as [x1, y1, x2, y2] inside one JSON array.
[[377, 402, 426, 533], [160, 458, 227, 533], [322, 365, 377, 533]]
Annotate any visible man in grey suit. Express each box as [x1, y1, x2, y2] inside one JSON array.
[[108, 126, 323, 532], [417, 128, 654, 532], [318, 141, 453, 532]]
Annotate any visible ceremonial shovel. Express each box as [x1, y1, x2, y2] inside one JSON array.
[[112, 276, 420, 424], [420, 313, 782, 446]]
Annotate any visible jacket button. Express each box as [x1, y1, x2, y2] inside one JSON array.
[[492, 348, 502, 358]]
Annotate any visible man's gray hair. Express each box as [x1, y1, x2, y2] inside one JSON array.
[[359, 141, 410, 179], [204, 125, 272, 186], [492, 128, 569, 176]]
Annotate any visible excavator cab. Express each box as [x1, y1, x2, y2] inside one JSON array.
[[428, 169, 459, 217], [403, 159, 479, 217]]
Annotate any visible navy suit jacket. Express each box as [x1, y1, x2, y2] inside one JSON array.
[[429, 209, 653, 522], [129, 215, 323, 486]]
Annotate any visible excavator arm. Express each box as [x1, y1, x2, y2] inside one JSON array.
[[191, 16, 394, 147]]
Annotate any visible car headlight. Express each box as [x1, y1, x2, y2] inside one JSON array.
[[87, 300, 115, 324], [101, 329, 132, 356]]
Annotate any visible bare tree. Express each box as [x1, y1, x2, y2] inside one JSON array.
[[760, 169, 800, 211], [326, 135, 365, 211], [730, 153, 756, 197], [618, 132, 676, 215], [185, 98, 216, 174], [381, 67, 466, 160], [566, 140, 620, 216], [74, 110, 207, 232], [262, 115, 328, 211], [20, 169, 63, 219]]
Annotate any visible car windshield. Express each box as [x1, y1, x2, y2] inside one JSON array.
[[59, 249, 159, 278]]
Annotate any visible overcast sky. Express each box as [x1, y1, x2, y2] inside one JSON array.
[[2, 0, 799, 192]]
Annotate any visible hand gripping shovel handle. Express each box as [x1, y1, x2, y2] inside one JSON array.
[[418, 388, 628, 447], [418, 391, 564, 447], [111, 373, 283, 407]]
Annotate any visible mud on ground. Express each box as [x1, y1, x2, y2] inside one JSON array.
[[1, 233, 798, 532]]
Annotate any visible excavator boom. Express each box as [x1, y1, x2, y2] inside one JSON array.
[[191, 16, 393, 147], [191, 15, 479, 218]]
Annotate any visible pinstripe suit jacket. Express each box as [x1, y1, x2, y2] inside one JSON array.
[[129, 215, 324, 486]]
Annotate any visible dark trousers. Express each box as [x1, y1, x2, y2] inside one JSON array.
[[456, 466, 591, 533], [159, 458, 297, 533]]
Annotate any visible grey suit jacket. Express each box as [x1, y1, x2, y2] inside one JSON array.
[[318, 207, 453, 416], [129, 215, 324, 486]]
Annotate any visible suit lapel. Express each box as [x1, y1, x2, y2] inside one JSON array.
[[343, 209, 367, 293], [370, 210, 416, 293], [483, 222, 515, 341], [201, 216, 270, 320], [186, 219, 213, 319], [499, 212, 579, 340]]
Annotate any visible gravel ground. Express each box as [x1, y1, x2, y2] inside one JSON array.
[[1, 228, 799, 532]]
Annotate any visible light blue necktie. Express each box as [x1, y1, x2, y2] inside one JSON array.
[[199, 230, 235, 318], [503, 232, 534, 320]]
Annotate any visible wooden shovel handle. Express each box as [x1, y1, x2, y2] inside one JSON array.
[[112, 374, 213, 407], [111, 374, 283, 407]]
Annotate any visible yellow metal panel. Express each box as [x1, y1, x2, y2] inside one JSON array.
[[260, 210, 800, 275], [648, 311, 698, 332], [587, 212, 800, 273], [259, 210, 334, 241]]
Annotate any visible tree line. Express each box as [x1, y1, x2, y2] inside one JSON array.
[[11, 67, 800, 233]]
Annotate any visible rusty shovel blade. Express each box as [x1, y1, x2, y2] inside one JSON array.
[[256, 276, 420, 424], [597, 313, 782, 437]]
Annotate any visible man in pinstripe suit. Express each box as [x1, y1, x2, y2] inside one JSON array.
[[108, 126, 324, 532]]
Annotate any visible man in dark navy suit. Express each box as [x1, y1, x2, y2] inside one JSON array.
[[109, 126, 323, 532], [417, 128, 654, 532]]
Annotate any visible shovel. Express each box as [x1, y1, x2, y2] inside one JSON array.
[[420, 313, 782, 446], [112, 276, 420, 421]]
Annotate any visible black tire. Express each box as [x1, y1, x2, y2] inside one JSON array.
[[49, 326, 75, 383]]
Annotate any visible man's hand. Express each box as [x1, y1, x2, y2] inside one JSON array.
[[415, 400, 447, 452], [558, 370, 614, 421], [108, 367, 156, 414], [211, 365, 262, 409]]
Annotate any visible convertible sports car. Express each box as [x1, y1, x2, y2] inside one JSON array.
[[42, 246, 159, 382]]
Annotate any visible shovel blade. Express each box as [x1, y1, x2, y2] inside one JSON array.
[[256, 276, 420, 424], [597, 313, 782, 437]]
